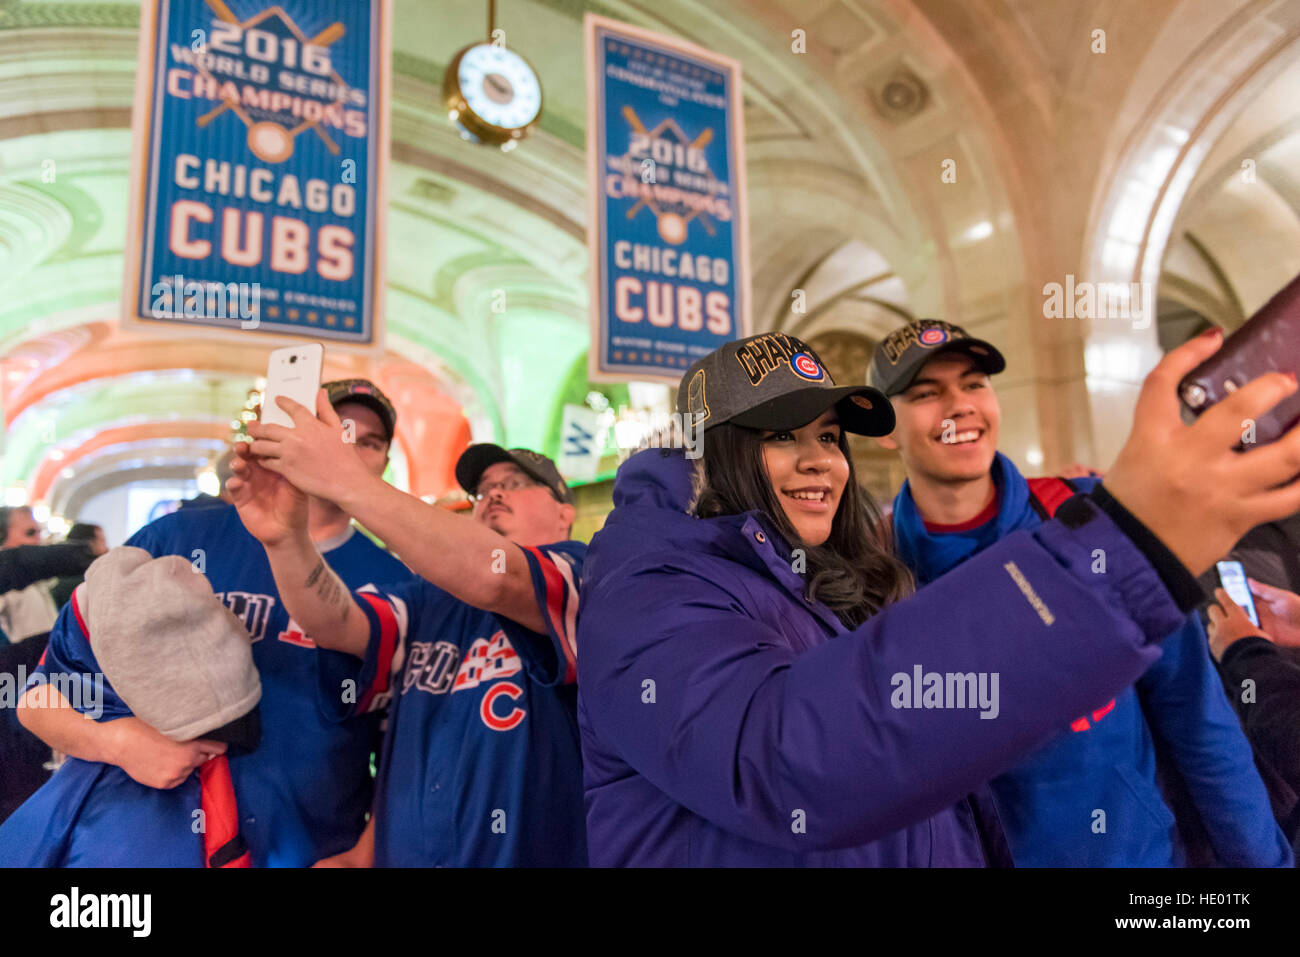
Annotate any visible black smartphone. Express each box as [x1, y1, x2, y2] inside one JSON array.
[[1216, 560, 1261, 628], [1178, 271, 1300, 446]]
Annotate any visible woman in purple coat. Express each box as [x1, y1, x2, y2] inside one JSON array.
[[577, 329, 1300, 867]]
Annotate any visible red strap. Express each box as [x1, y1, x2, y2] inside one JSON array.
[[1026, 477, 1077, 519], [1030, 476, 1114, 733], [200, 757, 251, 868], [70, 586, 89, 641]]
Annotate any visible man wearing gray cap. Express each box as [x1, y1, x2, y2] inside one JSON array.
[[231, 390, 587, 866]]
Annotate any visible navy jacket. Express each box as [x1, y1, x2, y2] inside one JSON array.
[[892, 454, 1291, 867], [578, 449, 1206, 866]]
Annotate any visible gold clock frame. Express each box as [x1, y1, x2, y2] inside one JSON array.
[[442, 43, 544, 148]]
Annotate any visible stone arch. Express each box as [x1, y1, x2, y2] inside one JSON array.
[[1080, 0, 1300, 462]]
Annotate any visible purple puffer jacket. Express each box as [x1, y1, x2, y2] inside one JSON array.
[[577, 448, 1195, 866]]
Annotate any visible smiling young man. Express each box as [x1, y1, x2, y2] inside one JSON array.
[[230, 397, 586, 867], [869, 319, 1290, 866]]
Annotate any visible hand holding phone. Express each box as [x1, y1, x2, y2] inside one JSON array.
[[1216, 560, 1260, 627], [1246, 578, 1300, 647], [262, 344, 324, 428], [241, 347, 367, 508], [1179, 272, 1300, 447], [1100, 330, 1300, 577]]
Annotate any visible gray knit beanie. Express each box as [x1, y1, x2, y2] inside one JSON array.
[[79, 546, 261, 744]]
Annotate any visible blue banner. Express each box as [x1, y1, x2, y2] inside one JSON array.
[[125, 0, 388, 345], [586, 16, 751, 382]]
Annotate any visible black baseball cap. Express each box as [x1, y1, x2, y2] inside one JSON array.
[[868, 320, 1005, 396], [456, 445, 574, 505], [324, 379, 397, 444], [677, 332, 894, 436]]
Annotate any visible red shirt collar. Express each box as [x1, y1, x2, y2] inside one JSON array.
[[922, 487, 1000, 533]]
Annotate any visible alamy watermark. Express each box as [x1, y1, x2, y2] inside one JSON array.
[[50, 887, 150, 937], [150, 274, 261, 329], [890, 664, 1000, 719], [621, 410, 706, 459], [1, 666, 103, 719], [1043, 275, 1154, 330]]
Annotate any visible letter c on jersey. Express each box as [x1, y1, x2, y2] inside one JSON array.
[[480, 682, 526, 732]]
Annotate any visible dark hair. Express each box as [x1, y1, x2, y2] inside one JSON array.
[[0, 506, 33, 545], [66, 523, 102, 542], [693, 422, 914, 627]]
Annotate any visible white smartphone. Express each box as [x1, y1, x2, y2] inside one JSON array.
[[262, 343, 323, 428], [1216, 560, 1261, 628]]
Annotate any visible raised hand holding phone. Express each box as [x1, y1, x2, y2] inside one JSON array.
[[261, 343, 323, 429], [245, 388, 375, 507], [1103, 329, 1300, 577], [1179, 272, 1300, 447]]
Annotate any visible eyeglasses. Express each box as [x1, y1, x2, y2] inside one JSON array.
[[470, 475, 542, 502]]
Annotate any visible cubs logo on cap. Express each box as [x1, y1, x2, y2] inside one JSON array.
[[675, 333, 895, 437], [868, 320, 1007, 396], [790, 353, 824, 381]]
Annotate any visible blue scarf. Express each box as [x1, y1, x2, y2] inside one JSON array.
[[892, 452, 1040, 586]]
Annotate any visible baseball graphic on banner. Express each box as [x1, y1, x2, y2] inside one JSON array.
[[585, 15, 752, 384], [122, 0, 390, 347]]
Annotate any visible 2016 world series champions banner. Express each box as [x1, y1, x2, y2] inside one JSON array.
[[585, 15, 751, 383], [122, 0, 390, 347]]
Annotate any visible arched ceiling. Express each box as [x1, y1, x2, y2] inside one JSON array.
[[1161, 53, 1300, 333], [0, 0, 934, 519], [4, 0, 1300, 527]]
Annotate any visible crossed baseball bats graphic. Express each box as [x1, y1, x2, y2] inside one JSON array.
[[621, 104, 717, 238], [194, 0, 350, 162]]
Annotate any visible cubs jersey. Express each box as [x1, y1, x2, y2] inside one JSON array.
[[28, 504, 412, 867], [326, 541, 586, 867]]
